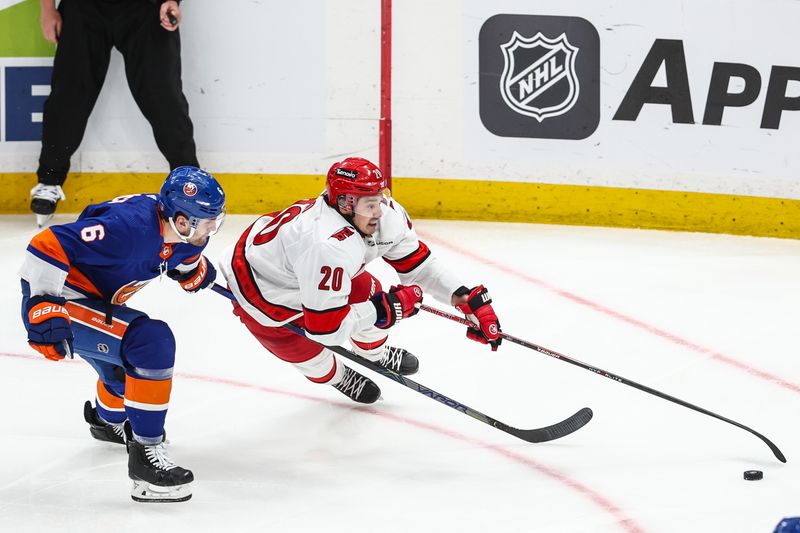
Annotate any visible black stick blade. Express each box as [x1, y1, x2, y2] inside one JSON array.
[[762, 435, 787, 463], [503, 407, 593, 443], [211, 286, 594, 446]]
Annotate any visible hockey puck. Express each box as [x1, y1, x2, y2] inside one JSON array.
[[743, 470, 763, 481]]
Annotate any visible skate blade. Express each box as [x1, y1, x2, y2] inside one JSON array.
[[130, 479, 192, 503], [35, 213, 54, 228]]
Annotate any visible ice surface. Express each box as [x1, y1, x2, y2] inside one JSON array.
[[1, 214, 798, 533]]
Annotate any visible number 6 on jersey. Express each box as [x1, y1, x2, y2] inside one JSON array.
[[80, 224, 105, 242]]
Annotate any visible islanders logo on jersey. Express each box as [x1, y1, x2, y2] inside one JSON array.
[[183, 182, 198, 197], [112, 280, 150, 305]]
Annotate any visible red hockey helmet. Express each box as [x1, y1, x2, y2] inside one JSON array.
[[325, 158, 387, 213]]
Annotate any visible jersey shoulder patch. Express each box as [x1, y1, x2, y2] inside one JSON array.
[[329, 226, 355, 242]]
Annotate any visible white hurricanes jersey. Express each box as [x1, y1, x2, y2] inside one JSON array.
[[219, 195, 462, 347]]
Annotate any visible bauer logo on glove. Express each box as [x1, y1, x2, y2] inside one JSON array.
[[26, 295, 74, 361], [372, 284, 424, 329], [30, 303, 69, 322], [167, 255, 216, 293]]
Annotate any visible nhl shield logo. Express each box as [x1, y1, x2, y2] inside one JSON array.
[[499, 31, 580, 122]]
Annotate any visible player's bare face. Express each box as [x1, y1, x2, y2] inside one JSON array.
[[352, 195, 384, 235]]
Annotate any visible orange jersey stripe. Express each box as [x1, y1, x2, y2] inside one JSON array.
[[65, 266, 103, 298], [29, 228, 70, 267], [182, 253, 201, 265], [125, 376, 172, 405], [96, 379, 124, 409], [65, 302, 128, 339]]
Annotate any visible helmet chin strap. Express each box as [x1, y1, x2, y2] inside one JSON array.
[[334, 198, 367, 236], [168, 216, 196, 243]]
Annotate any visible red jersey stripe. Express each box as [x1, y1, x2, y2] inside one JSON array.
[[383, 241, 431, 274], [231, 221, 302, 322]]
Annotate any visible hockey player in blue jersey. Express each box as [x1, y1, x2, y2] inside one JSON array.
[[19, 166, 225, 503]]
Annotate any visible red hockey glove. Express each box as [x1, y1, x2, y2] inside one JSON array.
[[26, 295, 74, 361], [167, 255, 216, 292], [454, 285, 502, 351], [372, 284, 424, 329]]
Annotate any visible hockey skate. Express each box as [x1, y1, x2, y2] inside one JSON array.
[[333, 366, 381, 404], [30, 183, 65, 227], [83, 400, 126, 445], [377, 345, 419, 376], [125, 422, 193, 503]]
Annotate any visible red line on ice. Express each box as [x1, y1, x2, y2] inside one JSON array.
[[418, 231, 800, 395], [0, 351, 644, 533]]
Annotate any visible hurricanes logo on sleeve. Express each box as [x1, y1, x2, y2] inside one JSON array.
[[183, 182, 198, 196]]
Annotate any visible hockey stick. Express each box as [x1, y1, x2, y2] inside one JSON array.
[[211, 284, 592, 443], [421, 304, 787, 463]]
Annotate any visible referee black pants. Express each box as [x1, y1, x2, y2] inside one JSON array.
[[37, 0, 199, 186]]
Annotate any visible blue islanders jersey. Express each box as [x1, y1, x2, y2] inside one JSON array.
[[20, 193, 206, 304]]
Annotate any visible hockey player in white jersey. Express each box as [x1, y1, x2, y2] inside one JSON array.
[[219, 157, 501, 403]]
